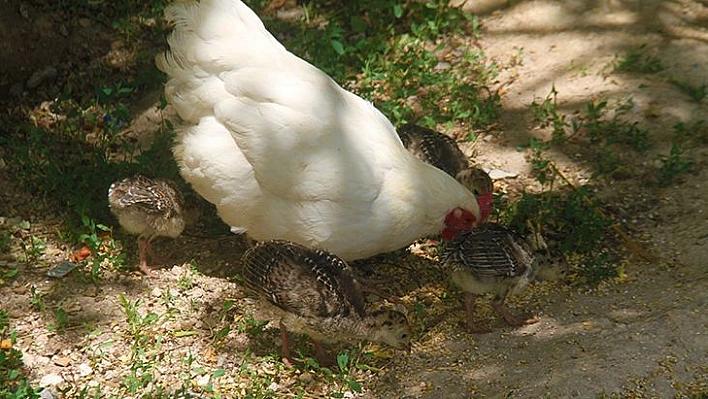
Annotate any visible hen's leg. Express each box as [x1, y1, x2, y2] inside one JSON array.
[[464, 292, 491, 333]]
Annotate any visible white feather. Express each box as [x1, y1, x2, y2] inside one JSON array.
[[158, 0, 481, 260]]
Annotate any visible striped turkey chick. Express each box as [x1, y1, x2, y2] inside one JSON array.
[[108, 175, 186, 275], [397, 123, 493, 213], [441, 223, 540, 333], [241, 240, 411, 365]]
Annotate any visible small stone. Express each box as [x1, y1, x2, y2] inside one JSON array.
[[196, 373, 210, 387], [53, 356, 70, 367], [39, 373, 64, 387], [78, 362, 93, 377], [488, 168, 519, 179], [39, 388, 57, 399]]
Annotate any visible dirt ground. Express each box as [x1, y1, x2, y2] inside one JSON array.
[[1, 0, 707, 398]]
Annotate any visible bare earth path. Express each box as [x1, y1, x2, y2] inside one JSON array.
[[373, 1, 708, 397]]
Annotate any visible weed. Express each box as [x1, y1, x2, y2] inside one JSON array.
[[48, 307, 69, 332], [79, 215, 125, 281], [658, 143, 694, 187], [528, 138, 555, 187], [29, 286, 47, 312], [119, 295, 163, 355], [530, 85, 567, 141], [670, 79, 707, 103], [336, 352, 363, 394], [235, 314, 269, 336], [0, 309, 42, 398], [0, 230, 11, 253], [614, 44, 664, 74], [262, 0, 499, 129], [177, 271, 195, 291], [20, 234, 46, 263]]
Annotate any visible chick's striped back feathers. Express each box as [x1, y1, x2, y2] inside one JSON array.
[[442, 223, 535, 278], [241, 240, 366, 320], [397, 123, 468, 178], [108, 175, 184, 219]]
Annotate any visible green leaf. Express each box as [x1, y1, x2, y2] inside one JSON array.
[[331, 40, 345, 55], [393, 4, 403, 18], [337, 352, 349, 371]]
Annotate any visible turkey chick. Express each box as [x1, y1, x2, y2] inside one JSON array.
[[108, 175, 186, 275], [241, 240, 411, 365], [441, 223, 540, 333]]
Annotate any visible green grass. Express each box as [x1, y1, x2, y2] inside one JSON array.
[[259, 0, 500, 128], [614, 44, 664, 74]]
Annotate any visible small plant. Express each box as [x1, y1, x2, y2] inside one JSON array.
[[530, 85, 567, 141], [119, 295, 162, 355], [528, 138, 555, 187], [0, 230, 11, 253], [0, 309, 42, 398], [20, 233, 46, 263], [177, 271, 195, 291], [336, 352, 363, 394], [79, 215, 125, 281], [614, 44, 664, 74], [48, 307, 69, 331], [29, 286, 47, 312], [670, 79, 706, 103], [235, 314, 269, 336], [658, 143, 694, 187]]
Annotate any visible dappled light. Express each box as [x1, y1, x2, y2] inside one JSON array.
[[0, 0, 706, 397]]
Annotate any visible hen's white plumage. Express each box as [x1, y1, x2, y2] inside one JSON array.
[[157, 0, 485, 260]]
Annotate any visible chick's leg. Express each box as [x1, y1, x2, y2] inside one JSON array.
[[280, 320, 294, 367], [464, 292, 491, 334], [137, 237, 154, 275], [492, 296, 539, 327], [312, 340, 335, 367]]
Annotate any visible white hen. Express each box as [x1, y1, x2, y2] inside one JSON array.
[[157, 0, 490, 260]]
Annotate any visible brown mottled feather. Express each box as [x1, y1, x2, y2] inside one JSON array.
[[397, 123, 468, 178], [442, 223, 535, 279], [240, 240, 411, 362], [242, 240, 365, 319]]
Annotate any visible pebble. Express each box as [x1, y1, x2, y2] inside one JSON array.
[[196, 373, 210, 387], [39, 389, 57, 399], [39, 373, 64, 387], [488, 168, 519, 179], [78, 362, 93, 377], [53, 356, 70, 367]]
